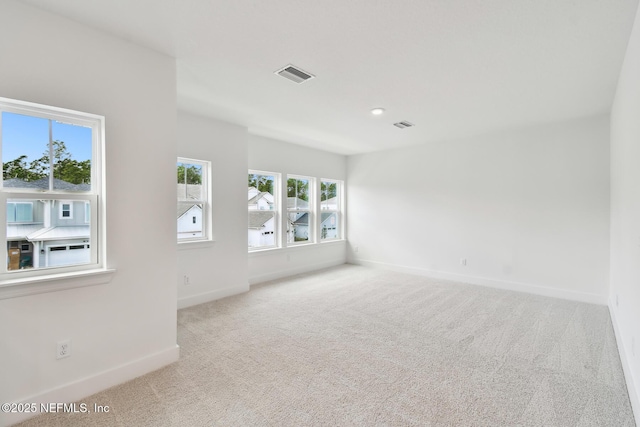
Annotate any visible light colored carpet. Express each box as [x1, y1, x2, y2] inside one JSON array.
[[15, 264, 636, 426]]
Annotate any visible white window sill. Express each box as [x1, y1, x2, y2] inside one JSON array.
[[0, 268, 116, 300], [178, 239, 215, 251], [248, 239, 346, 257], [248, 246, 280, 255], [320, 238, 346, 245]]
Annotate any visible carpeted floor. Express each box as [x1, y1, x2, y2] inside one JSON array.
[[15, 265, 636, 426]]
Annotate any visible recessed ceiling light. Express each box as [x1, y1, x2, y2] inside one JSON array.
[[371, 108, 385, 115]]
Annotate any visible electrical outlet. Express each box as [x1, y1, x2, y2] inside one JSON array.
[[460, 258, 467, 266], [354, 246, 359, 253], [56, 340, 71, 359], [183, 275, 190, 285], [616, 294, 619, 308]]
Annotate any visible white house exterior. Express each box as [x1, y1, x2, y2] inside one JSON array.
[[5, 179, 91, 269], [320, 212, 338, 239], [177, 204, 203, 239], [177, 182, 205, 240], [248, 211, 275, 248], [248, 189, 274, 211]]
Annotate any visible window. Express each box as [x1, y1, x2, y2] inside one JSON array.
[[59, 201, 73, 219], [248, 171, 278, 249], [1, 96, 103, 279], [177, 157, 211, 243], [84, 201, 90, 223], [6, 202, 33, 223], [287, 175, 313, 244], [320, 179, 342, 241]]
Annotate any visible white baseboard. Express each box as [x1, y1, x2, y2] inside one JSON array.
[[2, 345, 179, 427], [608, 298, 640, 425], [351, 259, 607, 305], [249, 260, 345, 285], [177, 283, 249, 309]]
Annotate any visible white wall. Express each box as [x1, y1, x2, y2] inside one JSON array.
[[0, 2, 178, 425], [177, 111, 249, 308], [610, 2, 640, 421], [348, 115, 610, 304], [248, 135, 347, 284]]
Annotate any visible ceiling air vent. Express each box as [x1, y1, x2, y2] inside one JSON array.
[[275, 64, 315, 84], [393, 121, 415, 129]]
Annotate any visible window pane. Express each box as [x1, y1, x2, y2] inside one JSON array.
[[288, 211, 309, 243], [321, 212, 339, 240], [7, 201, 34, 223], [321, 181, 339, 210], [287, 178, 309, 209], [2, 112, 50, 190], [15, 203, 33, 222], [52, 120, 92, 192], [6, 203, 16, 223], [248, 174, 275, 210], [177, 162, 203, 200], [6, 199, 91, 271], [248, 210, 276, 248], [177, 202, 203, 240]]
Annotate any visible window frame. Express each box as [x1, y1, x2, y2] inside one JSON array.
[[286, 174, 315, 246], [248, 169, 280, 251], [177, 157, 212, 245], [59, 201, 73, 220], [320, 179, 343, 242], [0, 96, 107, 289], [7, 201, 34, 223]]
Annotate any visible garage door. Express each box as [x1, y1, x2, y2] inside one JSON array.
[[47, 244, 90, 267]]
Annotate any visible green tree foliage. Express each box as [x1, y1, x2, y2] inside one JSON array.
[[287, 178, 309, 201], [3, 155, 40, 181], [177, 163, 202, 185], [2, 141, 91, 184], [321, 181, 337, 201], [248, 174, 274, 194]]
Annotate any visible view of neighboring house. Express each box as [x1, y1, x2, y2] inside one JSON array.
[[247, 186, 340, 246], [248, 187, 274, 210], [248, 210, 276, 248], [177, 182, 204, 239], [293, 212, 339, 240], [5, 178, 90, 270], [287, 196, 308, 242], [248, 187, 277, 247]]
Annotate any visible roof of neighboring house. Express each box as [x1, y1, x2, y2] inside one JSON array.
[[177, 183, 203, 200], [3, 178, 90, 191], [321, 197, 338, 206], [293, 212, 308, 225], [248, 211, 274, 228], [292, 212, 335, 225], [287, 197, 309, 209], [177, 203, 202, 219], [321, 212, 334, 223], [248, 192, 273, 206], [27, 226, 90, 241], [7, 224, 45, 240], [4, 178, 41, 189]]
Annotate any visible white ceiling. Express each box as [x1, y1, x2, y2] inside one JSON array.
[[20, 0, 640, 155]]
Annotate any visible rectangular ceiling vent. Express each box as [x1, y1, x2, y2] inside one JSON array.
[[393, 121, 415, 129], [275, 64, 315, 84]]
